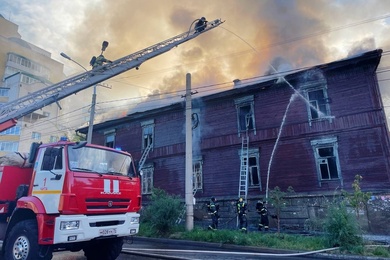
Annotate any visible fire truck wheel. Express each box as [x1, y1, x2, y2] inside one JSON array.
[[83, 237, 124, 260], [4, 219, 53, 260]]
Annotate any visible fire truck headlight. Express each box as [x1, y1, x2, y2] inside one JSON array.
[[60, 220, 80, 230], [130, 217, 139, 224]]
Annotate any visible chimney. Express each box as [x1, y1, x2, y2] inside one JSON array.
[[233, 79, 241, 88]]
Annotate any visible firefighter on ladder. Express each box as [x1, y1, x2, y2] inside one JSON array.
[[207, 197, 219, 230], [236, 197, 248, 233], [256, 199, 269, 231], [90, 41, 112, 69], [195, 17, 208, 33]]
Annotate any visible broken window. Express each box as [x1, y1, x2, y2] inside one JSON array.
[[141, 120, 154, 150], [235, 95, 256, 136], [192, 159, 203, 191], [307, 88, 330, 120], [141, 165, 154, 195], [300, 69, 331, 125], [248, 156, 260, 187], [311, 137, 342, 187], [239, 148, 261, 189]]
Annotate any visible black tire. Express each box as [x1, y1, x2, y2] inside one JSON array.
[[83, 237, 123, 260], [4, 219, 53, 260]]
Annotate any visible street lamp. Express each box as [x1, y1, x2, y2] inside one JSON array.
[[60, 52, 96, 144]]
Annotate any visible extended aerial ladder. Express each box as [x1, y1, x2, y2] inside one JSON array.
[[0, 18, 224, 132]]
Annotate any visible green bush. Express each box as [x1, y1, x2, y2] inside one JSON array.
[[324, 200, 363, 250], [371, 246, 390, 258], [140, 188, 182, 236]]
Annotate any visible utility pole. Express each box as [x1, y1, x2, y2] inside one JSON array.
[[185, 73, 194, 231], [87, 87, 96, 144]]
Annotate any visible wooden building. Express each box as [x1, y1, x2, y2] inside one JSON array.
[[79, 49, 390, 234]]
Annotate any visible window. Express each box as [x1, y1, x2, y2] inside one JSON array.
[[105, 132, 115, 148], [307, 88, 331, 119], [311, 137, 342, 187], [299, 69, 331, 125], [0, 88, 9, 97], [7, 53, 50, 79], [0, 126, 21, 135], [141, 120, 154, 150], [239, 148, 261, 189], [50, 136, 58, 142], [248, 156, 260, 187], [193, 158, 203, 191], [0, 142, 18, 152], [41, 147, 63, 171], [141, 165, 154, 195], [235, 95, 256, 135], [32, 132, 41, 140]]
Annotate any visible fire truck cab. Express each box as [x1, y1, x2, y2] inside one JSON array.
[[0, 139, 141, 260]]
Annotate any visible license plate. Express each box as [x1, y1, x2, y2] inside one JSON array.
[[99, 228, 117, 236]]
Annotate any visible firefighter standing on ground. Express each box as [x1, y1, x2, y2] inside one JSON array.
[[256, 199, 269, 231], [207, 197, 219, 230], [236, 197, 248, 232]]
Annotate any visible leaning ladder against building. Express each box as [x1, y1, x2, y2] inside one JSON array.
[[138, 143, 153, 172], [238, 134, 249, 201], [238, 114, 251, 201]]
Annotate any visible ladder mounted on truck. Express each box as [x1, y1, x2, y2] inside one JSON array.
[[0, 18, 224, 132]]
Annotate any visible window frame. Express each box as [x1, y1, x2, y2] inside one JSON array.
[[234, 95, 256, 136], [104, 130, 116, 148], [0, 141, 19, 152], [32, 131, 41, 140], [302, 85, 332, 126], [192, 157, 203, 191], [140, 164, 154, 195], [238, 148, 261, 190], [141, 120, 154, 150], [311, 137, 343, 187]]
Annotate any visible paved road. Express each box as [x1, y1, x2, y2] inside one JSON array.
[[0, 237, 349, 260]]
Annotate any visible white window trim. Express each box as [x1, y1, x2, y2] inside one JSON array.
[[141, 119, 155, 150], [193, 157, 203, 191], [234, 95, 256, 137], [311, 137, 343, 187], [140, 164, 154, 195]]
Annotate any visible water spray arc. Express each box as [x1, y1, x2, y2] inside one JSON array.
[[221, 27, 327, 202]]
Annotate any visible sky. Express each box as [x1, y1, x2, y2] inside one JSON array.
[[2, 0, 390, 126]]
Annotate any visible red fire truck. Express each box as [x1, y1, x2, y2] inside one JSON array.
[[0, 18, 223, 259]]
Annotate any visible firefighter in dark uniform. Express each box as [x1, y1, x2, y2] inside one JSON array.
[[207, 197, 219, 230], [195, 17, 207, 33], [256, 199, 269, 231], [90, 41, 112, 69], [90, 54, 112, 69], [236, 197, 247, 233]]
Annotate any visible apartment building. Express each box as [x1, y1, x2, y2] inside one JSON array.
[[0, 14, 65, 154]]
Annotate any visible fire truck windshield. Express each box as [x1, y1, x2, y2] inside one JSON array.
[[67, 145, 135, 177]]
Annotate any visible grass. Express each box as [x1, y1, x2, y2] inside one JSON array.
[[138, 223, 390, 258]]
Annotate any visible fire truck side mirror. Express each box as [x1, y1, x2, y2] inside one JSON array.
[[28, 142, 41, 164]]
